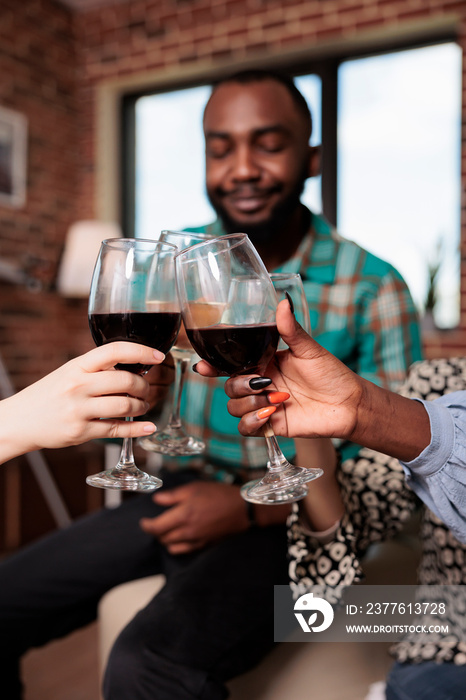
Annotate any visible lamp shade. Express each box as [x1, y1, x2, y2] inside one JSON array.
[[57, 220, 122, 297]]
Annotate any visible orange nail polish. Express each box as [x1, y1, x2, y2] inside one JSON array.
[[268, 391, 290, 404], [256, 406, 277, 420]]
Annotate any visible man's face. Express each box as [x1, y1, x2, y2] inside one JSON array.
[[203, 80, 313, 242]]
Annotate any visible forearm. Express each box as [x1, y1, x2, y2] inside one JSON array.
[[350, 380, 431, 462], [0, 394, 35, 464], [295, 437, 344, 531], [253, 501, 291, 527]]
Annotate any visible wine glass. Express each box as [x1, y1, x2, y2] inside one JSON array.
[[239, 272, 322, 503], [174, 234, 322, 505], [86, 238, 180, 492], [270, 273, 311, 346], [138, 230, 210, 456]]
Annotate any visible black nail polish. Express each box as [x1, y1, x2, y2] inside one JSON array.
[[249, 377, 272, 390], [285, 291, 294, 314], [192, 363, 199, 373]]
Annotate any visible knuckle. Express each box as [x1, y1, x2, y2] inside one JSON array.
[[118, 396, 133, 415], [64, 420, 85, 445], [227, 400, 240, 417], [120, 372, 136, 393], [239, 419, 254, 437], [108, 421, 121, 439]]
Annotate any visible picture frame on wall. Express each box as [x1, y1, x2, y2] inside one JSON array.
[[0, 106, 27, 208]]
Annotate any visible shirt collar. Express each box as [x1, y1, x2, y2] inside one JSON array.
[[207, 207, 338, 284]]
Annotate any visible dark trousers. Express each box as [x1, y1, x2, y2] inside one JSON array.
[[0, 470, 289, 699], [386, 661, 466, 700]]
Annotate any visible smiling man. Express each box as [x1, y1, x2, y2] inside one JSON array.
[[202, 72, 318, 268], [0, 70, 423, 700]]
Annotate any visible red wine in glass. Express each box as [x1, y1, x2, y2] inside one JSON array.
[[175, 233, 323, 505], [89, 311, 181, 374], [138, 229, 212, 457], [86, 237, 179, 493], [186, 323, 279, 376]]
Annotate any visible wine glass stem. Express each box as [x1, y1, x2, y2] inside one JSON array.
[[263, 424, 289, 471], [166, 357, 189, 429], [118, 418, 136, 469]]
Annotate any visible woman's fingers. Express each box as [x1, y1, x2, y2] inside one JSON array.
[[92, 418, 156, 440], [80, 342, 165, 373], [227, 394, 269, 418], [90, 395, 151, 420], [85, 369, 151, 400], [237, 407, 277, 437], [225, 375, 273, 399], [193, 360, 219, 378]]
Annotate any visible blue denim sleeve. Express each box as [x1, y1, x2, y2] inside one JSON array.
[[401, 391, 466, 544]]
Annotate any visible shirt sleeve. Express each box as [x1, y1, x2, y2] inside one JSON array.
[[401, 392, 466, 544], [288, 449, 419, 592], [357, 269, 423, 392]]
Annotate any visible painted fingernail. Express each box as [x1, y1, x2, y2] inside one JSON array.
[[256, 406, 277, 420], [268, 391, 290, 404], [192, 363, 199, 373], [143, 423, 156, 433], [285, 291, 294, 314], [249, 377, 272, 390]]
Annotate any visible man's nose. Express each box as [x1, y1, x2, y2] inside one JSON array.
[[231, 146, 261, 181]]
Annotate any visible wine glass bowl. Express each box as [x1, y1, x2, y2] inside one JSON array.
[[240, 271, 323, 503], [138, 230, 210, 456], [86, 237, 180, 492], [270, 273, 311, 344], [176, 234, 279, 376], [175, 235, 322, 505]]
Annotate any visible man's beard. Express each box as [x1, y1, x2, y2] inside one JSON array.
[[207, 170, 308, 248]]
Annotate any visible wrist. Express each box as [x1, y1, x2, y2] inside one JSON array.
[[302, 475, 344, 531], [253, 502, 291, 527], [0, 394, 37, 463], [349, 381, 431, 461]]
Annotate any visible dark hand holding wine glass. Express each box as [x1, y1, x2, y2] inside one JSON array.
[[86, 237, 180, 492], [174, 234, 322, 505]]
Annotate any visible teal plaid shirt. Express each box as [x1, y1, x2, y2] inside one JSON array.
[[178, 211, 422, 473]]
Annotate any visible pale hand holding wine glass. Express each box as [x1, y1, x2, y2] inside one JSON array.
[[86, 237, 180, 492], [138, 230, 211, 456], [174, 233, 322, 506]]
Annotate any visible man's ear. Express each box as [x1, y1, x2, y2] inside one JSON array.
[[307, 145, 321, 178]]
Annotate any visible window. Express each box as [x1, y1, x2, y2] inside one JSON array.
[[337, 43, 462, 329], [127, 39, 461, 328], [133, 75, 322, 239], [135, 85, 214, 239]]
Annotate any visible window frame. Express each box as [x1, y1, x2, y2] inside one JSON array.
[[121, 29, 458, 238]]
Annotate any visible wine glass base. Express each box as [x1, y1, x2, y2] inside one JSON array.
[[138, 430, 205, 456], [86, 468, 163, 492], [240, 464, 323, 504], [241, 480, 308, 504]]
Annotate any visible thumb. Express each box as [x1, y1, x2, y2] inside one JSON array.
[[276, 299, 322, 359]]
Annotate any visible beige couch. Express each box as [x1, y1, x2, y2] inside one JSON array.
[[98, 524, 420, 700]]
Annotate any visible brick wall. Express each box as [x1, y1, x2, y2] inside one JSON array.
[[1, 0, 465, 391], [73, 0, 466, 358], [0, 0, 465, 544], [0, 0, 95, 548], [0, 0, 91, 394]]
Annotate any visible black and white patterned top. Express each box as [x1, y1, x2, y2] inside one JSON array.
[[287, 357, 466, 664]]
